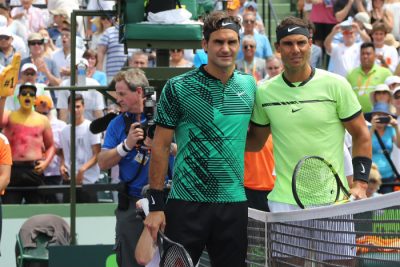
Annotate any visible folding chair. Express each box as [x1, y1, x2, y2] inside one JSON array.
[[16, 232, 51, 267]]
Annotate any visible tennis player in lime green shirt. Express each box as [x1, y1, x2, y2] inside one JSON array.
[[347, 42, 392, 113], [246, 16, 372, 210]]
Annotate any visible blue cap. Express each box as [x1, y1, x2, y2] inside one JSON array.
[[364, 102, 396, 121]]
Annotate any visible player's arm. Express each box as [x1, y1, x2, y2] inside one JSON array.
[[144, 125, 175, 241], [343, 113, 372, 199], [246, 123, 271, 152]]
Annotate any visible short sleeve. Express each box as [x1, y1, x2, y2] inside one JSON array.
[[154, 80, 181, 129], [336, 77, 362, 121], [250, 86, 270, 126]]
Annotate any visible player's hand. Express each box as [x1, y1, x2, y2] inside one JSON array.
[[34, 160, 46, 174], [350, 180, 368, 200], [125, 122, 144, 149], [144, 211, 166, 242]]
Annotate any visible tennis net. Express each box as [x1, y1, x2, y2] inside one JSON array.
[[247, 191, 400, 267]]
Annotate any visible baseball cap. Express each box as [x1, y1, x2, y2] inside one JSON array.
[[28, 32, 44, 42], [244, 1, 258, 10], [384, 76, 400, 87], [354, 12, 372, 31], [19, 82, 37, 93], [393, 86, 400, 96], [0, 27, 12, 37], [35, 95, 53, 109], [21, 63, 37, 73], [49, 8, 69, 17]]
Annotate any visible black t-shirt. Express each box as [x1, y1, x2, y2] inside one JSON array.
[[333, 0, 367, 20]]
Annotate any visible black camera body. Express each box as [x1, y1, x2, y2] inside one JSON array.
[[137, 86, 157, 144], [377, 116, 391, 124]]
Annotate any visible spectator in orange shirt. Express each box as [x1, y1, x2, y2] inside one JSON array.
[[244, 136, 275, 211], [0, 133, 11, 249]]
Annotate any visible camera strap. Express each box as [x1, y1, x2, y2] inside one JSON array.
[[374, 130, 400, 178]]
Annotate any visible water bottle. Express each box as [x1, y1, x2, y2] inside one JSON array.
[[77, 59, 86, 86]]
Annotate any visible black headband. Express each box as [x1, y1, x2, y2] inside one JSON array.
[[203, 19, 240, 40], [276, 25, 310, 43]]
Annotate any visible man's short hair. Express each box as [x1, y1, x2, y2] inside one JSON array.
[[68, 93, 84, 105], [242, 34, 256, 46], [114, 68, 149, 92], [202, 11, 241, 42], [360, 42, 375, 51]]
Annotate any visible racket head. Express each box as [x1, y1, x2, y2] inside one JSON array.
[[158, 231, 194, 267], [292, 156, 342, 209]]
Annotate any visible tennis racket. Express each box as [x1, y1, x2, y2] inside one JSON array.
[[158, 231, 194, 267], [292, 156, 352, 209]]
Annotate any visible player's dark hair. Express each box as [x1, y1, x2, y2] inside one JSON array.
[[202, 11, 241, 42]]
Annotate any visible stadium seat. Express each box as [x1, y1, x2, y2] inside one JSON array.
[[16, 232, 51, 267]]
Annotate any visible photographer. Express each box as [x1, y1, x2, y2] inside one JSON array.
[[366, 102, 400, 194], [97, 68, 174, 267]]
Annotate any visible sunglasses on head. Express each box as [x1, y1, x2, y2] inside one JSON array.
[[28, 40, 44, 46], [244, 45, 255, 49], [20, 91, 35, 97], [0, 35, 10, 40]]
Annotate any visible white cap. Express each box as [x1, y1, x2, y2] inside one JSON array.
[[384, 76, 400, 86], [0, 26, 12, 37], [393, 86, 400, 96], [354, 12, 372, 31], [21, 63, 37, 72]]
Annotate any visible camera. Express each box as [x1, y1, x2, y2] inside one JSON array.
[[377, 116, 390, 124], [136, 86, 156, 145]]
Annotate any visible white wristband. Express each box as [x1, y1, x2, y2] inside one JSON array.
[[116, 142, 129, 157]]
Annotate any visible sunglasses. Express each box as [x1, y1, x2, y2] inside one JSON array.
[[23, 71, 36, 76], [243, 20, 255, 24], [28, 41, 44, 46], [0, 35, 10, 40], [268, 66, 281, 70], [394, 94, 400, 100], [170, 49, 183, 53], [20, 91, 36, 97], [244, 45, 255, 49]]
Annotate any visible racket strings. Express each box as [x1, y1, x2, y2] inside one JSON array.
[[161, 245, 193, 267], [295, 158, 339, 207]]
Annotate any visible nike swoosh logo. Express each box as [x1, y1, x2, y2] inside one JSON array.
[[151, 196, 155, 205], [360, 163, 365, 174], [291, 108, 302, 113], [288, 27, 300, 32], [221, 22, 233, 27], [237, 91, 245, 96]]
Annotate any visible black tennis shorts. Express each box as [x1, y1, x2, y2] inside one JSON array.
[[165, 199, 248, 266]]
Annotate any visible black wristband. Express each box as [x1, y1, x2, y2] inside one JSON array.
[[352, 156, 372, 183], [148, 189, 165, 212]]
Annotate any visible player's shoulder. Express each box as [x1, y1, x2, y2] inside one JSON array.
[[168, 68, 199, 84], [313, 68, 349, 85]]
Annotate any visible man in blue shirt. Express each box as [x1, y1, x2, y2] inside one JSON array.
[[98, 68, 173, 267]]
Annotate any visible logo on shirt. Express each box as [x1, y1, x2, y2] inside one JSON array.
[[291, 108, 302, 113], [237, 91, 246, 97], [288, 27, 300, 32]]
